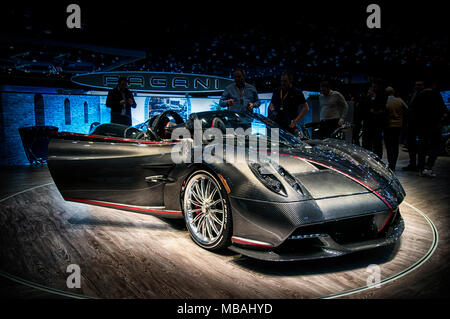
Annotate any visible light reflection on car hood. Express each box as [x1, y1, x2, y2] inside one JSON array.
[[278, 138, 405, 207]]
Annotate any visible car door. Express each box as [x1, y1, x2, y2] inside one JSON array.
[[47, 134, 178, 211]]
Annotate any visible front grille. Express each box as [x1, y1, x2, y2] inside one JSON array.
[[328, 214, 382, 244], [288, 211, 394, 245], [274, 238, 323, 254]]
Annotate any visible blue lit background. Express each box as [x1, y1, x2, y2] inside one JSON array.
[[0, 86, 320, 166], [1, 84, 447, 166]]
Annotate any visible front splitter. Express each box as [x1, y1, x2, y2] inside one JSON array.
[[229, 216, 405, 262]]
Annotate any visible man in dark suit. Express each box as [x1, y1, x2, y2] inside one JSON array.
[[415, 79, 448, 177], [362, 79, 387, 159], [106, 77, 137, 125]]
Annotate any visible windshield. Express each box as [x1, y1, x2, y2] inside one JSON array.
[[189, 111, 305, 147]]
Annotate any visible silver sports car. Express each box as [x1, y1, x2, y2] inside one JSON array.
[[47, 110, 405, 261]]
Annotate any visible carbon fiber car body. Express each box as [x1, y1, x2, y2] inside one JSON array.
[[47, 110, 405, 261]]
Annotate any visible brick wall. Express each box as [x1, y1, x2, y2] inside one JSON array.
[[0, 93, 35, 165], [42, 94, 106, 134], [0, 90, 312, 166], [0, 92, 110, 166]]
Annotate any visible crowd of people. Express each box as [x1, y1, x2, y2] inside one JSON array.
[[126, 20, 445, 77], [1, 41, 123, 78], [106, 66, 448, 177], [2, 10, 448, 95], [352, 78, 448, 176], [7, 2, 448, 177], [217, 70, 448, 177]]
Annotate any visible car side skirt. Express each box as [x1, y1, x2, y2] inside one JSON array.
[[64, 197, 184, 219]]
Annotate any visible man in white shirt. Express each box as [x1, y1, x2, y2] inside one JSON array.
[[318, 81, 349, 139]]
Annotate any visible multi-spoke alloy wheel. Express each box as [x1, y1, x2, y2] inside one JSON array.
[[183, 170, 231, 250]]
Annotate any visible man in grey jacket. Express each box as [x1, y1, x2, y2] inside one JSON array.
[[219, 68, 260, 113], [318, 81, 349, 139]]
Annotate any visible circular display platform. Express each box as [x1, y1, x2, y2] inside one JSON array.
[[0, 183, 437, 299]]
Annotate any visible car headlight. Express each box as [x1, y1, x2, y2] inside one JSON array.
[[249, 162, 287, 197]]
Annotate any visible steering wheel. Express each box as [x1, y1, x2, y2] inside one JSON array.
[[123, 124, 160, 141], [151, 110, 185, 139], [122, 115, 161, 141]]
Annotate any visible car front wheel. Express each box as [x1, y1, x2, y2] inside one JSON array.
[[182, 170, 232, 251]]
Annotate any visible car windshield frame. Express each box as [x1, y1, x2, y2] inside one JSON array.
[[189, 111, 305, 147]]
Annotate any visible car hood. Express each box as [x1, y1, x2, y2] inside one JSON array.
[[275, 138, 405, 207]]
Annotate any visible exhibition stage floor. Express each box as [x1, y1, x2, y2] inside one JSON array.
[[0, 150, 448, 299]]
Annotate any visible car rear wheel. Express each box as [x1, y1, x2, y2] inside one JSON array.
[[182, 170, 231, 251]]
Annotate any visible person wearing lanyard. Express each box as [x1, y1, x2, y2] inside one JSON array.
[[219, 68, 260, 113], [268, 72, 309, 134]]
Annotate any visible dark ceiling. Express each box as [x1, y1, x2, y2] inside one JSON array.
[[1, 1, 448, 94]]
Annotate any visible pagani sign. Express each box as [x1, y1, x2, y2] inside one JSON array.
[[71, 72, 234, 93]]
